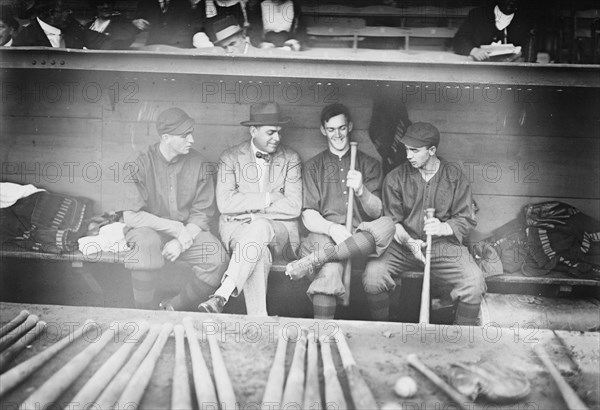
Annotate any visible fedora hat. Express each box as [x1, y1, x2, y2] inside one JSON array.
[[241, 102, 291, 126]]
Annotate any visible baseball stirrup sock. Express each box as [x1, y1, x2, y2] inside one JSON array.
[[366, 291, 391, 321], [131, 270, 158, 309], [455, 301, 481, 326], [316, 231, 376, 266], [312, 294, 337, 320]]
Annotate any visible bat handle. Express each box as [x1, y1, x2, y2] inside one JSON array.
[[342, 142, 358, 307]]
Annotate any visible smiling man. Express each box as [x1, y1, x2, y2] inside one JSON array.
[[363, 122, 485, 325], [199, 102, 302, 315], [120, 107, 229, 311], [285, 103, 395, 320]]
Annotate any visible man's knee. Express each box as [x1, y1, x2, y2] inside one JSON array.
[[248, 218, 275, 240], [124, 227, 164, 270], [362, 264, 396, 295]]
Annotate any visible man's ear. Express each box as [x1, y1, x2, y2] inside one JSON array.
[[250, 126, 257, 138], [320, 125, 326, 137], [428, 146, 437, 156], [348, 121, 354, 133]]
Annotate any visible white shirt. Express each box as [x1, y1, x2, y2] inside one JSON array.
[[494, 5, 514, 31], [2, 38, 13, 47], [89, 18, 111, 33], [37, 17, 65, 48], [250, 139, 272, 208]]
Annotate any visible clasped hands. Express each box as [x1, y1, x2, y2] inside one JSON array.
[[162, 224, 198, 262], [395, 217, 453, 263]]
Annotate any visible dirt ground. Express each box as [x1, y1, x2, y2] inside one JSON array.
[[1, 302, 599, 410]]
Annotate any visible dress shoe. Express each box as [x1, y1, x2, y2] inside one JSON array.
[[198, 295, 226, 313], [158, 298, 175, 311]]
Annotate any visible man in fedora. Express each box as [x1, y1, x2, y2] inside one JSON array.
[[119, 107, 229, 311], [199, 102, 302, 315]]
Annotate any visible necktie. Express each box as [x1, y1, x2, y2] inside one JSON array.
[[256, 152, 270, 162]]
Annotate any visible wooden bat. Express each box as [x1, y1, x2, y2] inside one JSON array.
[[261, 327, 288, 408], [407, 353, 471, 410], [0, 321, 46, 373], [419, 207, 436, 324], [0, 314, 39, 352], [171, 324, 192, 410], [303, 332, 321, 410], [116, 322, 173, 410], [533, 344, 589, 410], [342, 141, 359, 306], [19, 321, 115, 410], [68, 321, 150, 408], [334, 330, 378, 409], [94, 324, 161, 409], [205, 319, 237, 410], [182, 317, 218, 408], [0, 319, 95, 398], [0, 310, 30, 338], [319, 336, 346, 410], [281, 328, 307, 408]]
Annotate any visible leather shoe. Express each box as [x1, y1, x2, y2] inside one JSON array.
[[158, 298, 175, 311], [198, 295, 226, 314]]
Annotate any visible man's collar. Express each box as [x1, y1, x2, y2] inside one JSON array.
[[327, 147, 350, 160], [250, 138, 270, 160], [37, 17, 62, 36]]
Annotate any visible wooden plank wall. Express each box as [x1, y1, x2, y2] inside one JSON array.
[[1, 68, 599, 237]]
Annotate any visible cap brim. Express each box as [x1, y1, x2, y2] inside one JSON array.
[[240, 117, 291, 126]]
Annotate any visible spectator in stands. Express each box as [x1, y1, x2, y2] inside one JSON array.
[[285, 103, 395, 319], [248, 0, 305, 51], [453, 0, 535, 61], [119, 107, 229, 311], [198, 102, 302, 316], [362, 123, 486, 325], [133, 0, 203, 48], [86, 0, 140, 49], [198, 0, 248, 45], [0, 8, 19, 46], [12, 0, 107, 48]]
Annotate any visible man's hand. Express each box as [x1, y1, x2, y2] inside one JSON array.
[[346, 170, 364, 196], [405, 238, 426, 264], [423, 218, 453, 237], [177, 226, 194, 251], [132, 19, 150, 31], [162, 239, 183, 262], [469, 47, 490, 61], [328, 224, 352, 244]]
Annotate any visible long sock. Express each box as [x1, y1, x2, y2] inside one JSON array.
[[455, 301, 481, 326], [366, 291, 390, 321], [169, 277, 219, 311], [312, 294, 336, 320], [316, 232, 376, 266], [214, 276, 236, 301], [131, 270, 158, 310]]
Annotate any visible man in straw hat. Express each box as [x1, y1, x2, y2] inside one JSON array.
[[199, 102, 302, 315], [362, 122, 485, 325], [119, 107, 229, 311]]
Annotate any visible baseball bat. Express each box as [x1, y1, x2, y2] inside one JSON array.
[[407, 353, 471, 410], [261, 327, 288, 408], [342, 141, 359, 306], [0, 321, 46, 373], [0, 319, 96, 398], [319, 336, 346, 409], [303, 332, 321, 410], [281, 328, 307, 408], [205, 319, 237, 410], [68, 321, 150, 408], [0, 310, 30, 338], [19, 322, 115, 410], [182, 317, 218, 408], [0, 314, 39, 353], [94, 324, 161, 410], [171, 324, 192, 410], [533, 344, 589, 410], [334, 330, 378, 409], [116, 322, 173, 410], [419, 208, 436, 324]]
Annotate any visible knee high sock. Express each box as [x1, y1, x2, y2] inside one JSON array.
[[315, 231, 376, 267], [131, 270, 158, 310], [455, 301, 481, 326], [366, 291, 391, 321], [169, 277, 219, 311], [312, 294, 336, 320]]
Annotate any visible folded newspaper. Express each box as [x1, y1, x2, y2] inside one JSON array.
[[481, 43, 522, 57]]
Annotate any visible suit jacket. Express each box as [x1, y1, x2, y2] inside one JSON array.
[[85, 14, 140, 49], [13, 18, 107, 49], [216, 140, 302, 247], [135, 0, 200, 47], [453, 5, 533, 57]]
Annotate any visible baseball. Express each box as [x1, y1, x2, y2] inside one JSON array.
[[394, 376, 418, 398]]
